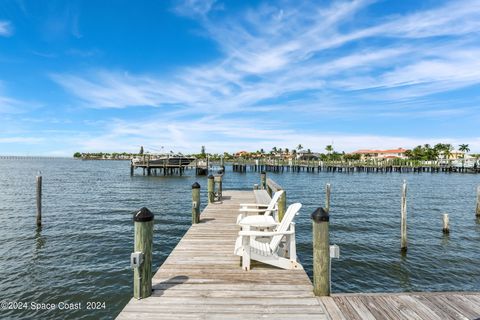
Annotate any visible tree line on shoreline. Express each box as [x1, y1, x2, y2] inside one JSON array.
[[73, 143, 479, 161]]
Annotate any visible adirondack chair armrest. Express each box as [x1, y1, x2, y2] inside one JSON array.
[[239, 208, 270, 213], [239, 230, 295, 237], [239, 203, 269, 208], [236, 213, 245, 224]]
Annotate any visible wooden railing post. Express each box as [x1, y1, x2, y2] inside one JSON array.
[[401, 180, 408, 252], [207, 175, 215, 203], [36, 175, 42, 227], [260, 171, 266, 190], [192, 182, 201, 224], [132, 207, 154, 299], [311, 207, 330, 296]]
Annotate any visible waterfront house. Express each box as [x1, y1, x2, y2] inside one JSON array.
[[351, 148, 408, 160]]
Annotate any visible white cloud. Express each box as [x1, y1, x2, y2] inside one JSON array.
[[52, 0, 480, 114], [0, 21, 12, 37], [0, 137, 44, 144], [69, 115, 480, 154], [45, 0, 480, 156], [174, 0, 218, 17]]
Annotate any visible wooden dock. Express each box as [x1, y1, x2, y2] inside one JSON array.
[[117, 190, 480, 319], [117, 190, 327, 319], [319, 292, 480, 320]]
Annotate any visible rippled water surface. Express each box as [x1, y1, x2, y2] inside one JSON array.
[[0, 158, 479, 319]]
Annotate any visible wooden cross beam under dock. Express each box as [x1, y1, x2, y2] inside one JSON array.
[[116, 190, 480, 319]]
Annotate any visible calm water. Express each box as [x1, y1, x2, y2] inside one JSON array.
[[0, 158, 479, 319]]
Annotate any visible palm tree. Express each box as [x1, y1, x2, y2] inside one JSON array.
[[458, 144, 470, 158], [297, 144, 303, 151], [325, 145, 333, 154], [443, 146, 453, 162]]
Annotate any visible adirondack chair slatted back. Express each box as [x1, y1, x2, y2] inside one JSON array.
[[265, 190, 284, 217], [269, 203, 302, 252]]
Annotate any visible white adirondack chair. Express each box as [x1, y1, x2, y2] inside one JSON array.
[[236, 190, 284, 225], [234, 203, 302, 271]]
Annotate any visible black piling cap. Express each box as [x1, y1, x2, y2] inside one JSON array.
[[133, 207, 154, 222], [192, 182, 201, 189], [208, 174, 214, 179], [261, 171, 266, 175], [311, 207, 329, 223]]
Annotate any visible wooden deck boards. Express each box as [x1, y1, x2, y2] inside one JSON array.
[[117, 190, 479, 319], [318, 292, 480, 320], [117, 190, 327, 320]]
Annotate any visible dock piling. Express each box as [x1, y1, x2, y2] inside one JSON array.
[[325, 183, 331, 213], [311, 207, 330, 296], [401, 180, 408, 252], [476, 186, 480, 217], [442, 213, 450, 234], [36, 175, 42, 227], [192, 182, 201, 224], [214, 174, 223, 201], [207, 175, 215, 203], [260, 171, 266, 190], [132, 207, 154, 299]]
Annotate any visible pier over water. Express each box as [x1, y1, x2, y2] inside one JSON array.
[[117, 189, 480, 319]]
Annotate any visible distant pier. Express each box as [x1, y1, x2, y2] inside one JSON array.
[[232, 159, 480, 174]]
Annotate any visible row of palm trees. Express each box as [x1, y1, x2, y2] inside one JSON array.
[[404, 144, 471, 161]]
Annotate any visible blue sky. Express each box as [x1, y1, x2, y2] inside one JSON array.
[[1, 0, 479, 156]]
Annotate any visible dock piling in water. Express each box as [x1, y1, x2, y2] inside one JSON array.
[[192, 182, 200, 224], [401, 180, 408, 252], [476, 186, 480, 217], [442, 213, 450, 234], [132, 207, 154, 299], [325, 183, 331, 213], [312, 207, 330, 296], [36, 175, 42, 227], [214, 174, 223, 201], [207, 175, 215, 203], [260, 171, 266, 190]]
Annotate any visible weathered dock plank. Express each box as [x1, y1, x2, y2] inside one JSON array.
[[318, 292, 480, 320], [117, 190, 327, 319]]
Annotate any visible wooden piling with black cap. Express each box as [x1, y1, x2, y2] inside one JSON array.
[[133, 207, 154, 299], [192, 182, 201, 224], [311, 207, 330, 296]]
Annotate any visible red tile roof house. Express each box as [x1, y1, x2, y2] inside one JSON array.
[[351, 148, 408, 160]]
